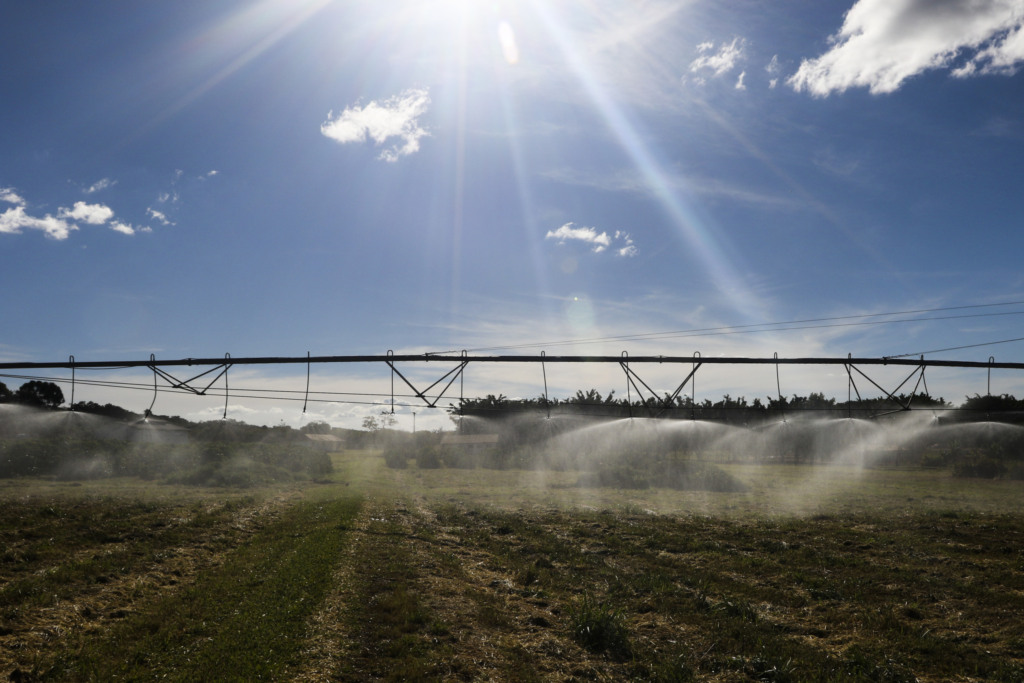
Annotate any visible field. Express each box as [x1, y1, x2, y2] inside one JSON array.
[[2, 452, 1023, 681]]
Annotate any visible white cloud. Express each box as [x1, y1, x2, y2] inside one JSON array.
[[147, 208, 172, 225], [546, 223, 612, 252], [789, 0, 1024, 96], [615, 231, 638, 257], [58, 201, 114, 225], [766, 55, 781, 88], [955, 18, 1024, 76], [546, 223, 638, 257], [735, 71, 747, 90], [84, 178, 115, 194], [0, 204, 76, 240], [2, 188, 150, 241], [109, 221, 136, 235], [321, 88, 431, 162], [689, 38, 745, 80], [0, 188, 25, 206]]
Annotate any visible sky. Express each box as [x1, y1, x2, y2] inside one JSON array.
[[3, 0, 1024, 430]]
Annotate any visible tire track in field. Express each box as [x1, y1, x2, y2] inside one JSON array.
[[0, 494, 289, 680], [289, 496, 373, 681]]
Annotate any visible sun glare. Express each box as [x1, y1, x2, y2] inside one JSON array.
[[498, 21, 520, 64]]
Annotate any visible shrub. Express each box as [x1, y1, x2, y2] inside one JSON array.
[[383, 450, 409, 469], [568, 594, 631, 660], [952, 456, 1007, 479], [415, 445, 442, 469], [442, 449, 477, 469], [1005, 462, 1024, 480]]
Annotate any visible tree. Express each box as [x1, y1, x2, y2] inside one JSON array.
[[362, 415, 380, 432], [301, 420, 332, 434], [0, 381, 12, 403], [15, 381, 64, 409]]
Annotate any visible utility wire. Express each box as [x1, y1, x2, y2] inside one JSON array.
[[0, 372, 445, 410], [442, 308, 1024, 354], [885, 336, 1024, 360], [430, 299, 1024, 352]]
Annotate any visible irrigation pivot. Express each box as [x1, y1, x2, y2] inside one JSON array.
[[3, 352, 1024, 371]]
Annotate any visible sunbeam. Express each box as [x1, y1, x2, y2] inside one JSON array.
[[527, 0, 766, 322]]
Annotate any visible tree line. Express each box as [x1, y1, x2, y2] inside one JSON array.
[[450, 389, 1024, 425]]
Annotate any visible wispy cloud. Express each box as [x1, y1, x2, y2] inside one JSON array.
[[84, 178, 116, 194], [688, 38, 746, 84], [541, 167, 801, 210], [321, 88, 431, 162], [545, 222, 637, 256], [0, 188, 25, 206], [146, 208, 173, 226], [615, 231, 638, 257], [790, 0, 1024, 96], [765, 55, 781, 89]]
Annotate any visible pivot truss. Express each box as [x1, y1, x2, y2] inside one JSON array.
[[2, 352, 1022, 418]]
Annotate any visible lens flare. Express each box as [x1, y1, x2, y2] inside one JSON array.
[[498, 21, 520, 65]]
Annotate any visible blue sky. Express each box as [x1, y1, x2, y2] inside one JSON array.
[[3, 0, 1024, 429]]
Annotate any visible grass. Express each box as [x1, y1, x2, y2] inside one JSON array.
[[1, 451, 1023, 680], [55, 496, 362, 680], [335, 506, 443, 681], [568, 593, 632, 660]]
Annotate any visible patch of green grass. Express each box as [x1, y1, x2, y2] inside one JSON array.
[[336, 510, 443, 681], [0, 497, 251, 611], [568, 593, 632, 660], [57, 496, 362, 681]]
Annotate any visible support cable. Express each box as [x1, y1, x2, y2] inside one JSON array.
[[847, 362, 926, 417], [386, 353, 468, 408]]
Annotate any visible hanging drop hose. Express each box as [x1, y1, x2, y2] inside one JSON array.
[[145, 355, 158, 419], [303, 351, 311, 414], [541, 350, 550, 419], [775, 352, 786, 423], [223, 353, 231, 419]]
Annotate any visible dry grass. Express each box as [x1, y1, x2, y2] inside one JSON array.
[[1, 453, 1022, 680]]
